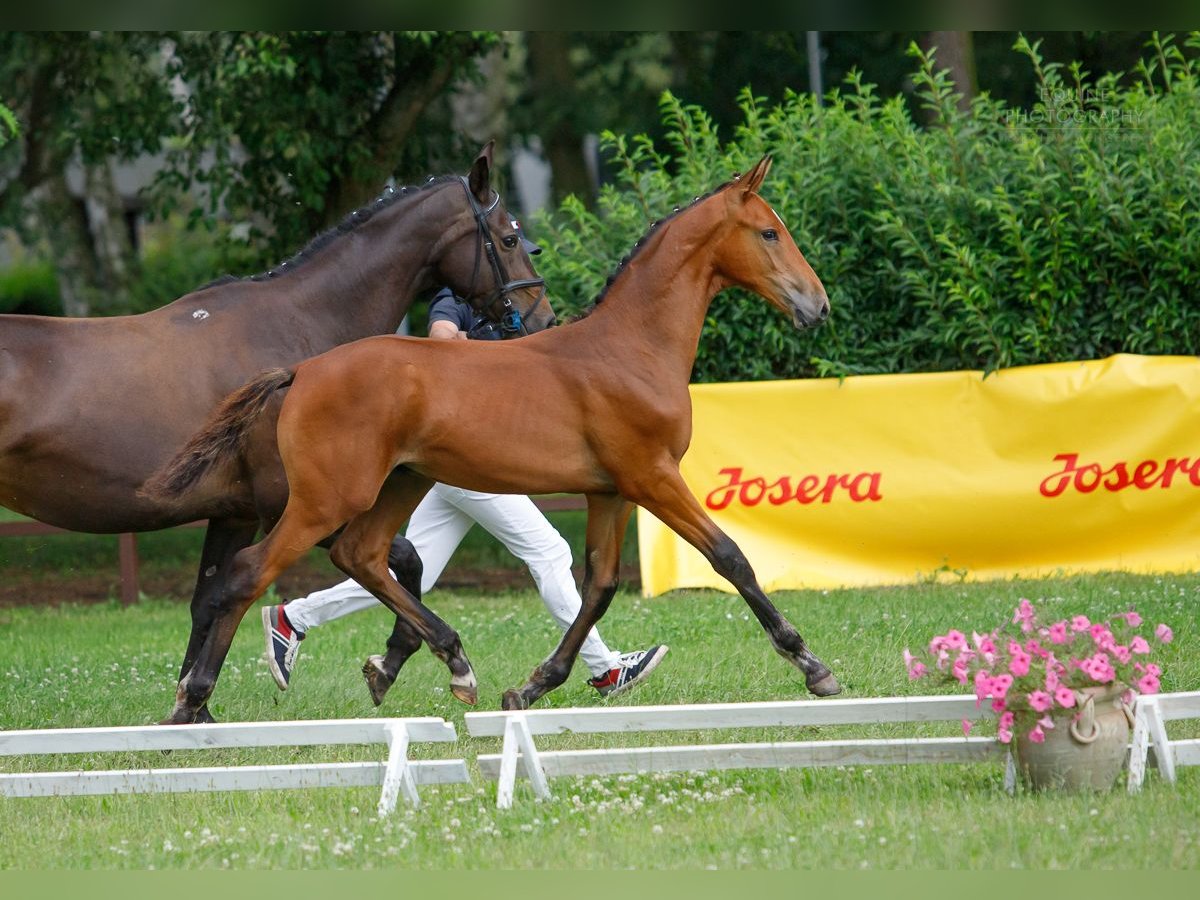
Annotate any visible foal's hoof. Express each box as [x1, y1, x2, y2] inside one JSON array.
[[449, 669, 478, 706], [362, 655, 395, 707], [806, 670, 842, 697], [501, 689, 528, 711], [193, 705, 218, 724]]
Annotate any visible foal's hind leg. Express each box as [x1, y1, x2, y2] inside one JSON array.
[[330, 472, 478, 705], [163, 517, 333, 724], [361, 534, 425, 706], [176, 518, 259, 724], [632, 467, 840, 697], [504, 493, 632, 710]]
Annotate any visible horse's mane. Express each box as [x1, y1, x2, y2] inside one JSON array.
[[569, 175, 737, 321], [194, 175, 463, 292]]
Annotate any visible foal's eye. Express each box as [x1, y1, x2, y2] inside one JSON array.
[[761, 229, 779, 242], [501, 235, 519, 249]]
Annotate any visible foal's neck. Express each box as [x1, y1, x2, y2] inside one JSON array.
[[580, 205, 730, 385]]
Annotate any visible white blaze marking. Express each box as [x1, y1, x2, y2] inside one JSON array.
[[192, 309, 210, 320]]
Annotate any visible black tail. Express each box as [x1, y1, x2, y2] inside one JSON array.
[[143, 368, 295, 500]]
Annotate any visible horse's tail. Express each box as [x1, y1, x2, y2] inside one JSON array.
[[143, 367, 295, 500]]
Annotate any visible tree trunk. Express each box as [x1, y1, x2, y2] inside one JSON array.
[[24, 170, 100, 317], [922, 31, 977, 112], [83, 159, 138, 314], [524, 31, 594, 206]]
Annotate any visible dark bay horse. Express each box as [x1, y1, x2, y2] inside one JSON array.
[[146, 156, 841, 723], [0, 144, 554, 721]]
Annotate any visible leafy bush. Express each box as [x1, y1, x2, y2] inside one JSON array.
[[532, 34, 1200, 381], [0, 261, 59, 316]]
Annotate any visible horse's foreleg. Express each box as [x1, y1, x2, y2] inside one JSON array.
[[361, 534, 426, 706], [632, 468, 840, 697], [503, 494, 632, 710], [329, 473, 479, 705], [177, 518, 260, 724]]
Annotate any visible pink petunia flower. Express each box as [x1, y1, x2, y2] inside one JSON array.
[[991, 673, 1014, 699], [944, 630, 968, 651], [1137, 672, 1161, 694], [1009, 652, 1031, 677], [1028, 725, 1046, 744], [1130, 636, 1150, 655], [1071, 615, 1091, 632], [962, 718, 973, 737], [1027, 690, 1053, 713], [1146, 663, 1162, 677], [1113, 645, 1132, 664], [997, 727, 1013, 744], [1054, 686, 1076, 708], [1123, 611, 1143, 627], [1156, 624, 1174, 644], [908, 661, 927, 680], [1047, 622, 1069, 644], [1037, 714, 1056, 731], [998, 711, 1015, 730], [1013, 599, 1036, 633], [991, 698, 1008, 713]]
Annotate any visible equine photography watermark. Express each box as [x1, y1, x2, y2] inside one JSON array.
[[1004, 86, 1149, 132]]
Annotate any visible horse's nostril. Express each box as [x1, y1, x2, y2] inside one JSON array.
[[819, 300, 830, 320]]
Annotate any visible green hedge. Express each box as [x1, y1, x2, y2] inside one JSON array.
[[532, 35, 1200, 381]]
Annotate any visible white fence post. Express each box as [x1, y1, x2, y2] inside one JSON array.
[[377, 722, 418, 815]]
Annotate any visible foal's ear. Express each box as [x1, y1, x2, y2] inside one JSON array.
[[740, 155, 772, 197], [468, 141, 496, 204]]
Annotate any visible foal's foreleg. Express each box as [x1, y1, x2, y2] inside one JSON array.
[[361, 534, 426, 706], [634, 469, 840, 697], [329, 474, 478, 705], [503, 494, 633, 710]]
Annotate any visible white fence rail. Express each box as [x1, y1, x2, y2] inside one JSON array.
[[1128, 690, 1200, 793], [466, 695, 1008, 808], [0, 717, 469, 814]]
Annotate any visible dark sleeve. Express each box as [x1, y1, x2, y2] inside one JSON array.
[[427, 289, 473, 332]]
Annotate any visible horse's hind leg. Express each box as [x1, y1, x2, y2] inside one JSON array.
[[503, 493, 632, 710], [162, 517, 333, 724], [632, 467, 840, 697], [176, 518, 260, 724], [361, 534, 425, 706], [330, 472, 479, 705]]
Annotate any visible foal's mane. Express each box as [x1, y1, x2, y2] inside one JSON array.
[[196, 175, 464, 292], [570, 175, 737, 321]]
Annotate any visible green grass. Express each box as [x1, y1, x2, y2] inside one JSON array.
[[0, 573, 1197, 869]]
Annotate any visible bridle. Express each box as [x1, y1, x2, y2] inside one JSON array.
[[459, 176, 546, 338]]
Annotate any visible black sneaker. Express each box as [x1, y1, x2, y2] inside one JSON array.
[[588, 645, 669, 698], [263, 604, 303, 690]]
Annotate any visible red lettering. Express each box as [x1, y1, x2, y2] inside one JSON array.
[[1132, 459, 1162, 490], [1043, 453, 1200, 497], [767, 478, 793, 505], [794, 475, 823, 504], [705, 467, 742, 511], [1040, 454, 1078, 498], [738, 477, 768, 507], [848, 472, 884, 502], [1103, 462, 1131, 491]]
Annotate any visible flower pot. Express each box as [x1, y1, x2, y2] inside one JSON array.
[[1012, 686, 1133, 792]]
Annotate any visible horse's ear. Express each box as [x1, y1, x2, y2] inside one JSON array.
[[468, 141, 496, 203], [740, 155, 772, 198]]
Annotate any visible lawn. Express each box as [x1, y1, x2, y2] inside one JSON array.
[[0, 570, 1196, 869]]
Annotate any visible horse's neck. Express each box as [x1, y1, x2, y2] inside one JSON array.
[[579, 218, 725, 386], [262, 197, 443, 344]]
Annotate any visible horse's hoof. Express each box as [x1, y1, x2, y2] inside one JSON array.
[[449, 667, 478, 706], [362, 655, 395, 707], [194, 706, 217, 724], [807, 671, 842, 697], [501, 689, 528, 711]]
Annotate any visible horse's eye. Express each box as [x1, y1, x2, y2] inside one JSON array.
[[761, 229, 778, 242], [502, 235, 519, 249]]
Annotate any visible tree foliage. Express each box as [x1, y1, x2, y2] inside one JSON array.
[[532, 33, 1200, 382]]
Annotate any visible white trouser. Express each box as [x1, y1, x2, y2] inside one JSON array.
[[282, 483, 621, 677]]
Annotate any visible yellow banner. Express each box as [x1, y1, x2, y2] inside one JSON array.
[[637, 354, 1200, 596]]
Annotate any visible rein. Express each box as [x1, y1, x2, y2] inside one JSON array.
[[459, 176, 546, 338]]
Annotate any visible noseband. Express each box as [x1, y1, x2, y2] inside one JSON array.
[[459, 176, 546, 338]]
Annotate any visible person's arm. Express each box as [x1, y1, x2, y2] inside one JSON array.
[[429, 320, 467, 341]]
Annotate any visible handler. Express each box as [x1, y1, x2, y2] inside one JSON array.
[[262, 235, 667, 700]]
